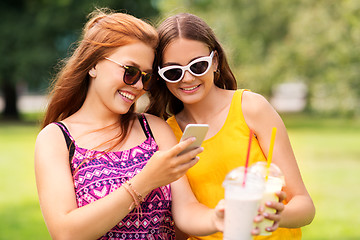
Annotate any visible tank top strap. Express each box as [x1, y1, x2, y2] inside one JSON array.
[[54, 122, 76, 161], [137, 114, 155, 140], [232, 89, 249, 111]]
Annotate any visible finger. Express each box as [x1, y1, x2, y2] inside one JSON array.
[[215, 199, 225, 217], [257, 204, 265, 214], [263, 211, 281, 222], [172, 156, 200, 177], [265, 201, 285, 213], [176, 146, 204, 165], [251, 227, 260, 236], [253, 214, 264, 224], [276, 191, 287, 202], [216, 199, 226, 210], [266, 220, 280, 232], [171, 137, 197, 156]]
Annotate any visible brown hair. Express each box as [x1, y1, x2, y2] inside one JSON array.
[[42, 8, 158, 137], [146, 13, 237, 119]]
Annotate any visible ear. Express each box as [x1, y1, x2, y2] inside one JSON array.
[[212, 50, 219, 70], [89, 66, 97, 78]]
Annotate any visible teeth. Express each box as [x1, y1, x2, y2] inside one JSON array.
[[182, 86, 198, 91], [118, 91, 135, 100]]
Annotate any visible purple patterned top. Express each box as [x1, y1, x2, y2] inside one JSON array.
[[55, 114, 175, 239]]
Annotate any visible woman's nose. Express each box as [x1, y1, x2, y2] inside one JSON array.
[[181, 70, 195, 83], [131, 76, 145, 90]]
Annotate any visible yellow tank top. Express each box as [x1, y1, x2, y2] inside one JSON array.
[[167, 89, 301, 240]]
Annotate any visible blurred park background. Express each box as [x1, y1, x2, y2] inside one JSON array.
[[1, 0, 359, 239]]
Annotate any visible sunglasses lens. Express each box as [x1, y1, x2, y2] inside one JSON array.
[[142, 74, 153, 90], [190, 61, 209, 75], [124, 66, 141, 84], [124, 66, 153, 90], [163, 68, 183, 82]]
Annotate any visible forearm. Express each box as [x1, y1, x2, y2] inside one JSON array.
[[45, 185, 141, 240], [279, 195, 315, 228], [174, 202, 219, 236], [44, 171, 155, 240]]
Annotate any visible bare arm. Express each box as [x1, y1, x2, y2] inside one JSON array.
[[35, 124, 137, 239], [170, 177, 224, 236], [35, 119, 203, 240], [146, 114, 224, 236], [242, 91, 315, 228]]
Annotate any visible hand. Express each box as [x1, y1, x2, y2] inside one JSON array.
[[212, 199, 225, 232], [251, 191, 286, 235], [141, 137, 203, 189], [262, 191, 286, 233]]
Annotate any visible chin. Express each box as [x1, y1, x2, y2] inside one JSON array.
[[115, 106, 133, 115], [181, 96, 202, 105]]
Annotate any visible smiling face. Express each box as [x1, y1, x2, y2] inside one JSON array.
[[87, 41, 155, 116], [161, 38, 218, 105]]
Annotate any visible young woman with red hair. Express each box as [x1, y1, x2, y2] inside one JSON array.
[[34, 9, 229, 240]]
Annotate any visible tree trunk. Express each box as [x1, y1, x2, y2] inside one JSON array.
[[1, 80, 19, 120]]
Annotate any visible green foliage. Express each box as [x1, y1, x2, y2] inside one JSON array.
[[156, 0, 360, 116], [1, 0, 359, 117], [0, 0, 159, 91], [0, 0, 159, 119]]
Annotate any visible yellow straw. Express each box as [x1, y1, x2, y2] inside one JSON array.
[[265, 127, 277, 181]]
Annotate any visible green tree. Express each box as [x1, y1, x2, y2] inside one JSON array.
[[0, 0, 159, 120], [264, 0, 360, 115], [156, 0, 360, 116]]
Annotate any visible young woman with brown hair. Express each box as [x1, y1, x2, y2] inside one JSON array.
[[147, 13, 315, 240]]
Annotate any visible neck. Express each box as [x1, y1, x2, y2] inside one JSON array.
[[178, 87, 231, 124], [73, 97, 123, 129], [176, 88, 235, 137]]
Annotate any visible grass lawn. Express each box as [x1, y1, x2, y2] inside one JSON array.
[[0, 114, 359, 239], [0, 121, 50, 240], [282, 115, 360, 240]]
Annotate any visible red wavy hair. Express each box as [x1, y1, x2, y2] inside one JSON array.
[[42, 8, 158, 130]]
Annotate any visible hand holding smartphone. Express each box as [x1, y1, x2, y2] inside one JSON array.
[[178, 124, 209, 155]]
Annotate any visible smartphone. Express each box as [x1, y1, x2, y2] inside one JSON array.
[[178, 124, 209, 155]]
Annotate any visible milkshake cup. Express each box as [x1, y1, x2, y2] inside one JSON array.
[[249, 162, 285, 236], [223, 167, 265, 240]]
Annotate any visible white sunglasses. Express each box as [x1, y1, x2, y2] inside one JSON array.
[[158, 51, 214, 83]]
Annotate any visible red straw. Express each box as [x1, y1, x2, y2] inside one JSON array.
[[243, 129, 254, 187]]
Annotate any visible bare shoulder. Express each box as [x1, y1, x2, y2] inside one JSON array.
[[242, 91, 283, 130], [36, 123, 63, 144], [142, 113, 172, 131], [35, 123, 68, 161], [142, 113, 177, 148], [242, 91, 273, 115]]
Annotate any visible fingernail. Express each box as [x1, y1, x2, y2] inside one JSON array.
[[259, 205, 265, 212]]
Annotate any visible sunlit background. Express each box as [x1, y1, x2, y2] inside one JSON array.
[[1, 0, 359, 239]]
